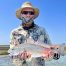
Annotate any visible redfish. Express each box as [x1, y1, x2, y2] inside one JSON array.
[[8, 43, 54, 61]]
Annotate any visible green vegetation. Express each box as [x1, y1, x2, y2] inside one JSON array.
[[0, 45, 9, 55], [0, 50, 9, 55]]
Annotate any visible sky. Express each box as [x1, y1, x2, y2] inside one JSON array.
[[0, 0, 66, 45]]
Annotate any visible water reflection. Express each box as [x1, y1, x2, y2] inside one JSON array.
[[0, 55, 66, 66], [0, 55, 13, 66]]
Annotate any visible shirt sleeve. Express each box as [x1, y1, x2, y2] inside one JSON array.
[[9, 29, 19, 49], [39, 28, 51, 44]]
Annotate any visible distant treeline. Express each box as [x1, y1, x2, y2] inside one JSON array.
[[0, 45, 9, 50], [0, 45, 9, 55]]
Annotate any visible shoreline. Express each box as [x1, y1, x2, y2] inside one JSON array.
[[0, 55, 9, 57]]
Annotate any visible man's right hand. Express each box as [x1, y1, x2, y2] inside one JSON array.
[[18, 51, 31, 60]]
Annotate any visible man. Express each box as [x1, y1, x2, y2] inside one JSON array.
[[10, 2, 51, 66]]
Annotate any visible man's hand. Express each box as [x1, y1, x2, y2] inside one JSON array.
[[41, 48, 54, 61], [18, 51, 31, 60]]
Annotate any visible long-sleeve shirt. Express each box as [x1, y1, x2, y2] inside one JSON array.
[[10, 23, 51, 49]]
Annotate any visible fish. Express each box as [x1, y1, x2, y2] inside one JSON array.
[[8, 42, 66, 61], [8, 43, 54, 61]]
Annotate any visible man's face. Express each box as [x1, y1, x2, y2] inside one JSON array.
[[21, 8, 35, 19]]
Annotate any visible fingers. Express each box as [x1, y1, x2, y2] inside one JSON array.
[[18, 51, 27, 60], [18, 51, 31, 60], [42, 49, 54, 60], [20, 51, 27, 59]]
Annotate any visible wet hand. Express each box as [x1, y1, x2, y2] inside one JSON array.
[[42, 48, 54, 60], [18, 51, 31, 60]]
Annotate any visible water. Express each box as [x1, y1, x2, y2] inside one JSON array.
[[0, 55, 66, 66], [0, 55, 13, 66]]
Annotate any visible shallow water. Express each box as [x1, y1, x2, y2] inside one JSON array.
[[0, 55, 66, 66]]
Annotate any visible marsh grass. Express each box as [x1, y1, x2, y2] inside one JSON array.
[[0, 50, 9, 55]]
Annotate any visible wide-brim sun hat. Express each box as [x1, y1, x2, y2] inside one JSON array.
[[16, 2, 39, 20]]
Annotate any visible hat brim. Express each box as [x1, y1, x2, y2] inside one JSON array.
[[16, 7, 39, 20]]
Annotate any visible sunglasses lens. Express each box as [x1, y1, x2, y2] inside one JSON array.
[[30, 12, 34, 15], [22, 11, 34, 15], [22, 11, 28, 14]]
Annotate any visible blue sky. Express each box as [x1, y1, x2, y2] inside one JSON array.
[[0, 0, 66, 45]]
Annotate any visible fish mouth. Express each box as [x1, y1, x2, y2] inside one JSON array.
[[53, 53, 60, 60]]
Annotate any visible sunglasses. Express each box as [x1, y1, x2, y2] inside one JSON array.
[[21, 11, 34, 15]]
